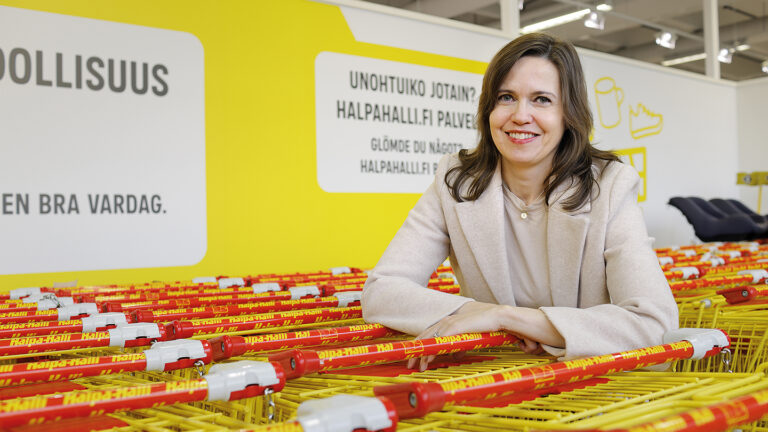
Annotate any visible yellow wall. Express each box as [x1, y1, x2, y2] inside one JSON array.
[[0, 0, 486, 289]]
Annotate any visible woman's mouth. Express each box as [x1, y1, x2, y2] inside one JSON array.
[[505, 131, 539, 143]]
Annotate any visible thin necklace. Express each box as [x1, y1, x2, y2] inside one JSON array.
[[519, 190, 545, 220]]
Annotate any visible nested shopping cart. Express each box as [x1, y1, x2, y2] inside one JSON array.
[[1, 257, 767, 431]]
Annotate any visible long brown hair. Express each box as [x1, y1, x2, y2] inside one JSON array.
[[446, 33, 618, 211]]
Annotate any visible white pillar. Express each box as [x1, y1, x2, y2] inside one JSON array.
[[702, 0, 720, 79], [500, 0, 520, 38]]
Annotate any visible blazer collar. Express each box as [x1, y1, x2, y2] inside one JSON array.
[[455, 162, 514, 306], [546, 173, 593, 308], [546, 204, 589, 307], [455, 162, 591, 308]]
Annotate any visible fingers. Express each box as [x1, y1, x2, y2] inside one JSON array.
[[408, 325, 441, 371], [407, 354, 437, 371], [419, 355, 436, 372], [517, 337, 542, 354], [408, 315, 517, 371]]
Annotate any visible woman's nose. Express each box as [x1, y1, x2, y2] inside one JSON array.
[[510, 102, 531, 124]]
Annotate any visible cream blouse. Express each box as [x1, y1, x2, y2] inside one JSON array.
[[502, 184, 553, 308]]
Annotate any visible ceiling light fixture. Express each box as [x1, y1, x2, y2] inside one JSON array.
[[655, 31, 677, 49], [763, 60, 768, 74], [584, 10, 605, 30], [520, 8, 590, 33], [519, 0, 525, 10], [718, 47, 735, 63], [660, 53, 707, 67], [596, 1, 613, 11], [660, 43, 751, 67]]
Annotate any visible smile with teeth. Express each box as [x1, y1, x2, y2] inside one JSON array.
[[506, 131, 539, 139]]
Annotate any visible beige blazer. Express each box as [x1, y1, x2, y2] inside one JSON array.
[[362, 153, 679, 359]]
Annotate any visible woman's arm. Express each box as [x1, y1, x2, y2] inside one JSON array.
[[539, 163, 679, 359], [362, 154, 474, 335], [418, 302, 563, 346], [407, 302, 564, 370]]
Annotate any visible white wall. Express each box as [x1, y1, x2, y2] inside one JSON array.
[[737, 76, 768, 213], [580, 52, 740, 247]]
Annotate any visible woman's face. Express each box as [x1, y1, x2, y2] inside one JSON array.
[[489, 56, 565, 176]]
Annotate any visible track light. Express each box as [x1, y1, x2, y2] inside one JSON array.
[[762, 60, 768, 74], [584, 10, 605, 30], [662, 43, 751, 67], [718, 48, 734, 63], [655, 31, 677, 49], [716, 44, 749, 64], [596, 1, 613, 11], [519, 0, 524, 10]]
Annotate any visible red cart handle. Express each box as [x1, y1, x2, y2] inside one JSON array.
[[269, 332, 519, 379], [0, 360, 284, 428], [0, 339, 213, 387], [209, 323, 399, 361], [167, 307, 363, 339], [618, 387, 768, 432], [374, 329, 730, 419]]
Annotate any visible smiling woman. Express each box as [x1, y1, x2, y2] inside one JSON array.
[[362, 33, 679, 371], [489, 56, 565, 199]]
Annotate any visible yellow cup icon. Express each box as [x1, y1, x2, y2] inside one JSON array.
[[595, 77, 624, 129]]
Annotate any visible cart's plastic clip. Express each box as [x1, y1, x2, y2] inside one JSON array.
[[9, 287, 41, 300], [218, 277, 245, 289], [738, 269, 768, 284], [57, 303, 99, 321], [296, 394, 397, 432], [662, 328, 730, 360], [330, 266, 352, 275], [669, 266, 699, 279], [335, 291, 362, 307], [192, 276, 218, 284], [289, 285, 320, 300], [81, 312, 129, 332], [108, 323, 162, 347], [707, 257, 726, 267], [144, 339, 208, 371], [204, 360, 282, 401], [252, 282, 282, 294]]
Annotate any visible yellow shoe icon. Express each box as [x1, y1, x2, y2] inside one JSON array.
[[629, 103, 663, 139]]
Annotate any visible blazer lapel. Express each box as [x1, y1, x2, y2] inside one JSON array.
[[546, 187, 591, 308], [454, 167, 514, 306]]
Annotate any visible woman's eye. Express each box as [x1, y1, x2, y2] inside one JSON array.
[[498, 94, 514, 103], [534, 96, 552, 104]]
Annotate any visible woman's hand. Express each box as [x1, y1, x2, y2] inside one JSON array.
[[406, 301, 560, 371], [407, 302, 507, 371], [517, 337, 545, 355]]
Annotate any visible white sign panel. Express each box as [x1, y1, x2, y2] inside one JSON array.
[[316, 52, 482, 193], [0, 6, 206, 274]]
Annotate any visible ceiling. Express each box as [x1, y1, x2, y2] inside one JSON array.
[[359, 0, 768, 81]]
